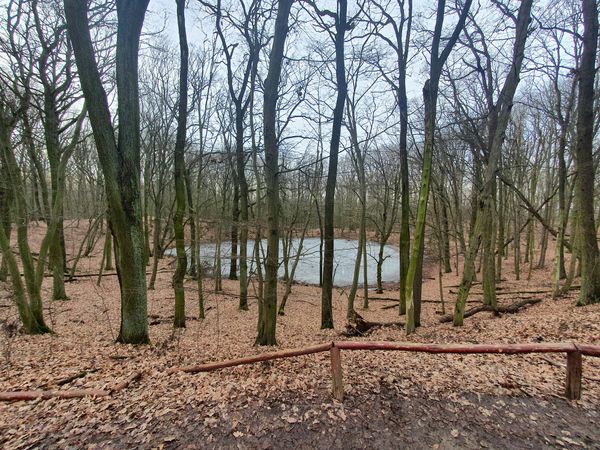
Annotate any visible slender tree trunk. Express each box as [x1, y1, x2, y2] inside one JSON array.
[[0, 161, 11, 282], [321, 0, 348, 330], [405, 0, 472, 334], [229, 181, 239, 280], [236, 112, 249, 310], [278, 217, 309, 315], [104, 227, 113, 270], [173, 0, 189, 328], [441, 189, 452, 273], [149, 210, 161, 290], [496, 176, 505, 281], [255, 0, 292, 346], [513, 197, 521, 281], [185, 169, 197, 277]]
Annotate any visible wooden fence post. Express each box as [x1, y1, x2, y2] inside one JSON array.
[[565, 351, 582, 400], [330, 345, 344, 401]]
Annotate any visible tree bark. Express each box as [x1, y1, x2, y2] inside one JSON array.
[[405, 0, 472, 334], [255, 0, 293, 346], [321, 0, 348, 330], [453, 0, 533, 326], [64, 0, 150, 344], [173, 0, 189, 328], [574, 0, 600, 305]]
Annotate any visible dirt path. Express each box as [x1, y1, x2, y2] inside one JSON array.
[[13, 387, 599, 449]]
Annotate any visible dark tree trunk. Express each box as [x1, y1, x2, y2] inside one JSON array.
[[255, 0, 293, 346], [173, 0, 189, 328], [321, 0, 348, 330]]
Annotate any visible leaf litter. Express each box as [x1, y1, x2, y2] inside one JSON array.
[[0, 224, 599, 448]]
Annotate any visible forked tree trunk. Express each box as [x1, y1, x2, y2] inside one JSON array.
[[453, 0, 532, 326], [405, 0, 472, 334], [65, 0, 150, 344]]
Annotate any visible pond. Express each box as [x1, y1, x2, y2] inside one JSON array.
[[168, 238, 400, 287]]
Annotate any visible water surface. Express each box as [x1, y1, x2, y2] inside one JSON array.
[[170, 238, 399, 287]]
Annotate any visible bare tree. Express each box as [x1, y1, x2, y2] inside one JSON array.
[[173, 0, 190, 328], [255, 0, 293, 346], [453, 0, 534, 326], [404, 0, 473, 334], [64, 0, 150, 344]]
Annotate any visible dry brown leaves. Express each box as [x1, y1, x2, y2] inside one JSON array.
[[0, 223, 599, 448]]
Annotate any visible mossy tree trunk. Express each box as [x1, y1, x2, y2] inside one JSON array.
[[453, 0, 533, 326], [405, 0, 472, 334], [0, 101, 82, 333], [574, 0, 600, 306]]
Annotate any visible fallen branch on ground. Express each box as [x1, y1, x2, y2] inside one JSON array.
[[360, 296, 399, 302], [55, 368, 99, 387], [67, 269, 171, 281], [0, 371, 142, 402], [439, 298, 542, 323], [380, 299, 479, 310], [343, 313, 405, 337], [448, 286, 580, 296]]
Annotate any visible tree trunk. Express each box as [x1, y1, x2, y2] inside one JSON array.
[[278, 217, 309, 315], [405, 0, 472, 334], [0, 160, 11, 282], [574, 0, 600, 305], [452, 0, 532, 326], [104, 227, 113, 270], [229, 181, 239, 280], [321, 0, 348, 330], [185, 169, 197, 277], [255, 0, 293, 346], [65, 0, 150, 344], [173, 0, 189, 328]]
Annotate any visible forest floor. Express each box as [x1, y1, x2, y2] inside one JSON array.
[[1, 222, 600, 449]]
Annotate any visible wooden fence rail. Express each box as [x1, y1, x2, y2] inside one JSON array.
[[170, 341, 600, 401]]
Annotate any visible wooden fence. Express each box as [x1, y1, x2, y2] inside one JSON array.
[[3, 342, 597, 402], [170, 341, 600, 401]]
